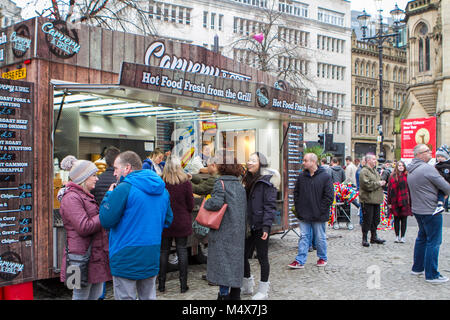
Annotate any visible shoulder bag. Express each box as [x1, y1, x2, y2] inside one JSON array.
[[195, 180, 228, 230], [65, 234, 92, 289]]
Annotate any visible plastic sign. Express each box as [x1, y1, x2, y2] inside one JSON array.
[[401, 117, 436, 158], [201, 121, 217, 132], [2, 68, 26, 80]]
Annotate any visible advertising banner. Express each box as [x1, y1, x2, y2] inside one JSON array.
[[401, 117, 436, 159]]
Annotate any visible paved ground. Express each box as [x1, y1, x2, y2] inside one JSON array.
[[34, 211, 450, 300]]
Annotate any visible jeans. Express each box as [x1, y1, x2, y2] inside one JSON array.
[[295, 221, 327, 265], [412, 213, 443, 280], [72, 282, 104, 300], [437, 190, 445, 204]]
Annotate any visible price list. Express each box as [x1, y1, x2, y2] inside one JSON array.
[[0, 78, 34, 286], [282, 122, 303, 230]]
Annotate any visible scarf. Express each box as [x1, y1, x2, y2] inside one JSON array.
[[388, 173, 410, 209]]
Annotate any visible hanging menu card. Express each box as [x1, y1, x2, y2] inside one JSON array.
[[0, 78, 34, 286], [282, 122, 303, 230]]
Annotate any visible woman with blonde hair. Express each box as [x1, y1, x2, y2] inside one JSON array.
[[158, 156, 194, 293]]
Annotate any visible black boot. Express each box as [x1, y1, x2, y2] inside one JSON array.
[[229, 287, 241, 300], [370, 232, 386, 244], [158, 249, 169, 292], [178, 246, 189, 293], [362, 233, 370, 247]]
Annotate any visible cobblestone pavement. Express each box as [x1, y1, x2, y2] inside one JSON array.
[[34, 213, 450, 300]]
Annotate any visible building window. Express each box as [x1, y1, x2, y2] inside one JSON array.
[[355, 87, 359, 104], [355, 115, 358, 133], [211, 13, 216, 29], [203, 11, 208, 28], [417, 23, 430, 72], [366, 117, 369, 134], [219, 14, 224, 31], [360, 116, 364, 134], [318, 8, 344, 27]]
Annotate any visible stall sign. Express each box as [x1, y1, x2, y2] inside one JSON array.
[[401, 117, 436, 159], [201, 121, 217, 132], [10, 25, 32, 58], [145, 41, 251, 81], [41, 21, 80, 59], [282, 122, 303, 230], [0, 78, 35, 286], [0, 32, 6, 46], [2, 68, 26, 81]]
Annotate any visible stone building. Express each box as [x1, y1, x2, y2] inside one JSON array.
[[0, 0, 22, 28], [399, 0, 449, 148], [351, 31, 407, 161]]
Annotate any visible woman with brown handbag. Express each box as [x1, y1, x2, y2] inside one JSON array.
[[202, 152, 246, 300]]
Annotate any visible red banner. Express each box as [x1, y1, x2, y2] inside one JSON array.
[[401, 117, 436, 158]]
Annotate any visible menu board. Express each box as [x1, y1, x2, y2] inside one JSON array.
[[0, 78, 34, 286], [282, 122, 303, 230]]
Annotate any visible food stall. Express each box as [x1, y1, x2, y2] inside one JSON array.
[[0, 17, 338, 290]]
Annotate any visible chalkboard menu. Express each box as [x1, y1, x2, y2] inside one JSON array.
[[0, 78, 34, 286], [282, 122, 303, 230]]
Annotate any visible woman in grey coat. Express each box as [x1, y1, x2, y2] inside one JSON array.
[[204, 154, 246, 300]]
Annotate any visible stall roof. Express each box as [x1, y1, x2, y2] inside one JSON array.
[[52, 81, 258, 123]]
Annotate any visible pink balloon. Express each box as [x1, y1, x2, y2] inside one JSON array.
[[252, 33, 264, 44]]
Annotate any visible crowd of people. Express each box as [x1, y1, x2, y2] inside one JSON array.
[[57, 142, 450, 300]]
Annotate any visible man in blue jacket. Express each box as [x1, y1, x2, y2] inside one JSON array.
[[288, 153, 334, 269], [99, 151, 173, 300]]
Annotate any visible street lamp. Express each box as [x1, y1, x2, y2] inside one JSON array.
[[357, 1, 405, 163]]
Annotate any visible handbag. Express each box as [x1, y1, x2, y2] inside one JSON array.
[[195, 180, 227, 230], [65, 234, 92, 289]]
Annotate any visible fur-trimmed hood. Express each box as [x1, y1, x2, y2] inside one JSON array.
[[260, 167, 281, 191]]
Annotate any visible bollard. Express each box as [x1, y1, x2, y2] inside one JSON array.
[[3, 282, 34, 300]]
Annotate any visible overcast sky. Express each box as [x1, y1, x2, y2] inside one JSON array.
[[13, 0, 411, 19]]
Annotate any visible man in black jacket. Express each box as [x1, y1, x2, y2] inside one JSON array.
[[92, 146, 120, 205], [288, 153, 334, 269]]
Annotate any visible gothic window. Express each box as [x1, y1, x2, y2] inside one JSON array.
[[417, 23, 430, 72]]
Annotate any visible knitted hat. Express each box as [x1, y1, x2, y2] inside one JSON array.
[[60, 155, 98, 184], [436, 144, 450, 160]]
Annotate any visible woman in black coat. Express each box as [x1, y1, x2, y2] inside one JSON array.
[[242, 152, 280, 300]]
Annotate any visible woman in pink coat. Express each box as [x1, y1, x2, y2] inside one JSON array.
[[59, 156, 112, 300]]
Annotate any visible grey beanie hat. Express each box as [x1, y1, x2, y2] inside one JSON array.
[[69, 160, 98, 184], [436, 144, 450, 160]]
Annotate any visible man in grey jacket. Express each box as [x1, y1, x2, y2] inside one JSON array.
[[408, 144, 450, 284]]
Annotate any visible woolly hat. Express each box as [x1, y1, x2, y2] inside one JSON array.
[[60, 155, 98, 184], [436, 144, 450, 161]]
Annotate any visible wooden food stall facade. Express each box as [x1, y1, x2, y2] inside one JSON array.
[[0, 17, 338, 286]]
